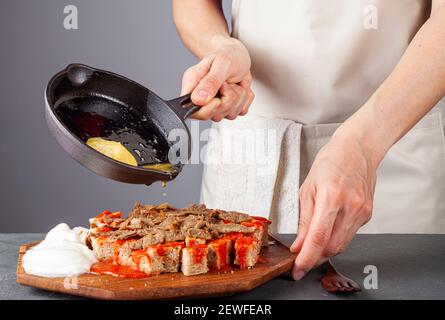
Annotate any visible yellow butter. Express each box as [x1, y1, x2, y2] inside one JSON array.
[[143, 163, 174, 173], [86, 137, 137, 166]]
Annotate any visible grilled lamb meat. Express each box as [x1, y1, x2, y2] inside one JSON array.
[[208, 222, 256, 234], [156, 215, 181, 231], [128, 202, 153, 218], [129, 202, 177, 218], [118, 217, 154, 230], [217, 211, 251, 223], [181, 215, 205, 229], [186, 228, 212, 240], [164, 229, 187, 242], [100, 214, 125, 228], [141, 230, 165, 247]]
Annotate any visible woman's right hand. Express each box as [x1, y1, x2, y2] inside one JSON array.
[[181, 36, 254, 121]]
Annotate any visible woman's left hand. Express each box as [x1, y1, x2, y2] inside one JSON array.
[[290, 131, 379, 280]]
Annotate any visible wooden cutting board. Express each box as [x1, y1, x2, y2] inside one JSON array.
[[16, 236, 296, 300]]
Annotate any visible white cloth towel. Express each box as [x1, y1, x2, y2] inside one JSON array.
[[200, 115, 302, 234]]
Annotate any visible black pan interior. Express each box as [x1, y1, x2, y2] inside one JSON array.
[[48, 65, 190, 168], [55, 96, 169, 166]]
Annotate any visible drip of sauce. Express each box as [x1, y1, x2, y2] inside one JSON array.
[[132, 249, 152, 267], [112, 240, 125, 264], [90, 261, 147, 278], [236, 237, 255, 270], [217, 242, 228, 269], [209, 238, 230, 270]]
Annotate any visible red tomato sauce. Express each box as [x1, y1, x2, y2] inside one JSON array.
[[209, 238, 230, 270], [190, 244, 207, 264], [90, 260, 148, 278], [251, 216, 272, 224], [235, 237, 256, 269]]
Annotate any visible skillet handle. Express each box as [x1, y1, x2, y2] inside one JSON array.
[[166, 94, 200, 120]]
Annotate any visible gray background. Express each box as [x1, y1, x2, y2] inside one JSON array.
[[0, 0, 231, 232]]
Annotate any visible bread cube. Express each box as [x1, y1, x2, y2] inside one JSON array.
[[157, 242, 184, 273], [181, 245, 209, 276], [132, 246, 165, 275], [116, 238, 143, 266], [90, 236, 114, 261], [234, 236, 260, 269], [208, 238, 232, 271]]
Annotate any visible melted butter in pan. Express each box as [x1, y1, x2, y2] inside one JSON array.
[[87, 137, 137, 166], [86, 137, 176, 176], [143, 163, 174, 173]]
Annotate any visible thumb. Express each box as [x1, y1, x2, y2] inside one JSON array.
[[191, 55, 229, 105], [181, 58, 213, 96]]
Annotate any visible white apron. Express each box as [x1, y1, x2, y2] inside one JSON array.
[[200, 0, 445, 233]]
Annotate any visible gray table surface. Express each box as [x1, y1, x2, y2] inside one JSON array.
[[1, 233, 444, 300]]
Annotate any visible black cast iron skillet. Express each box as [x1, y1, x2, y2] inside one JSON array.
[[45, 63, 199, 185]]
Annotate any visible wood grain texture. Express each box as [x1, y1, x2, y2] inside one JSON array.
[[16, 236, 296, 300]]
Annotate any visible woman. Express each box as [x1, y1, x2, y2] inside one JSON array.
[[172, 0, 445, 280]]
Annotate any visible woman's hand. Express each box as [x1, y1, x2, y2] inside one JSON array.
[[180, 36, 254, 121], [290, 130, 379, 280]]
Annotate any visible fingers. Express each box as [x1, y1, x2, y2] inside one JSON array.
[[190, 98, 222, 120], [238, 78, 254, 116], [323, 192, 372, 258], [290, 185, 315, 254], [190, 82, 253, 121], [292, 190, 341, 280], [215, 83, 243, 121], [292, 185, 373, 281], [181, 57, 212, 96], [321, 210, 350, 258], [191, 54, 230, 105], [181, 54, 254, 121], [218, 83, 254, 121]]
